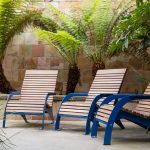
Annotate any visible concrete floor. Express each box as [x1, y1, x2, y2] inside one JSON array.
[[0, 120, 150, 150]]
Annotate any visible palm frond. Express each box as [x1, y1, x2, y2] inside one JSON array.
[[33, 14, 60, 32], [0, 0, 41, 59], [34, 29, 81, 66], [46, 4, 85, 40]]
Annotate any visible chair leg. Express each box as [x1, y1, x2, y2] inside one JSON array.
[[55, 114, 61, 130], [3, 112, 6, 128], [41, 114, 45, 130], [85, 118, 91, 135], [91, 119, 99, 138], [116, 119, 125, 129], [103, 124, 113, 145], [48, 108, 54, 124], [21, 115, 29, 123]]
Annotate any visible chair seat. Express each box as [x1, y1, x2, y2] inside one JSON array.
[[59, 102, 92, 117], [122, 108, 150, 119], [96, 104, 150, 123]]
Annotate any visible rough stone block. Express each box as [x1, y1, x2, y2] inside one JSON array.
[[32, 43, 44, 57]]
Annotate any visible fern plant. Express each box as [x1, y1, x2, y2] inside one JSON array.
[[79, 0, 135, 77], [0, 0, 40, 93], [35, 4, 86, 94], [35, 29, 81, 94], [0, 0, 58, 93], [34, 0, 133, 93]]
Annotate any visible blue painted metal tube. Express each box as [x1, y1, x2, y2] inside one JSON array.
[[103, 94, 150, 145], [85, 93, 112, 134], [41, 92, 56, 130], [62, 93, 88, 103], [55, 92, 88, 130], [3, 91, 21, 128], [99, 94, 143, 107]]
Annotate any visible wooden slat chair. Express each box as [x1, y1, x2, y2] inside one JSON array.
[[91, 84, 150, 145], [55, 69, 127, 134], [3, 70, 58, 129]]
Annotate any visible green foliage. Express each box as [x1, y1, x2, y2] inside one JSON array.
[[34, 3, 86, 66], [38, 0, 132, 64], [80, 0, 134, 63], [35, 29, 81, 66], [33, 14, 59, 32], [0, 0, 41, 59], [110, 1, 150, 63], [46, 3, 87, 42]]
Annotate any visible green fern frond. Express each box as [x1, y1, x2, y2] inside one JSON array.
[[0, 0, 41, 59], [46, 4, 82, 39], [34, 29, 81, 65]]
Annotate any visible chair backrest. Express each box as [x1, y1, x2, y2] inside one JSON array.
[[85, 69, 127, 105], [135, 83, 150, 117], [20, 70, 58, 107]]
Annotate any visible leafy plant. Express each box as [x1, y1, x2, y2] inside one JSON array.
[[0, 0, 58, 93], [35, 29, 81, 94], [110, 0, 150, 63], [34, 4, 84, 94], [34, 0, 134, 93], [0, 0, 39, 93]]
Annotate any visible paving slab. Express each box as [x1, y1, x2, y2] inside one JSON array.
[[0, 121, 150, 150]]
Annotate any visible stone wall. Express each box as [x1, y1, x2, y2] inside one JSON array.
[[2, 0, 150, 95]]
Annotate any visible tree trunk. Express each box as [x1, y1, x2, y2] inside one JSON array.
[[92, 61, 105, 78], [66, 65, 80, 94], [0, 61, 14, 93]]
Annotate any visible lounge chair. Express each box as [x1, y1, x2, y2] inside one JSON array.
[[91, 84, 150, 145], [3, 70, 58, 129], [55, 68, 127, 134]]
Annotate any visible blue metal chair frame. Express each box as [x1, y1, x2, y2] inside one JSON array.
[[3, 91, 56, 130], [55, 92, 113, 134], [91, 94, 150, 145]]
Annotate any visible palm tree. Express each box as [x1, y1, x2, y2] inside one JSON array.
[[34, 0, 133, 93], [35, 30, 81, 94], [79, 0, 135, 77], [34, 4, 84, 94], [0, 0, 58, 93]]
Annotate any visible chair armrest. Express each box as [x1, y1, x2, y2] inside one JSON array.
[[62, 93, 88, 103], [44, 92, 56, 107], [7, 91, 21, 101], [47, 92, 56, 96], [100, 94, 142, 107], [45, 92, 56, 101], [103, 94, 150, 123]]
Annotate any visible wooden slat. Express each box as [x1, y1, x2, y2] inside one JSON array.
[[136, 105, 150, 109], [61, 105, 90, 110], [60, 108, 89, 113], [135, 107, 150, 112], [96, 115, 109, 122], [98, 109, 112, 115], [26, 70, 58, 74], [60, 111, 88, 117], [7, 109, 42, 113], [99, 105, 114, 111], [8, 101, 45, 105], [7, 104, 43, 107], [89, 89, 119, 92], [134, 110, 150, 117], [7, 107, 43, 111], [97, 112, 110, 119], [62, 102, 91, 107]]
